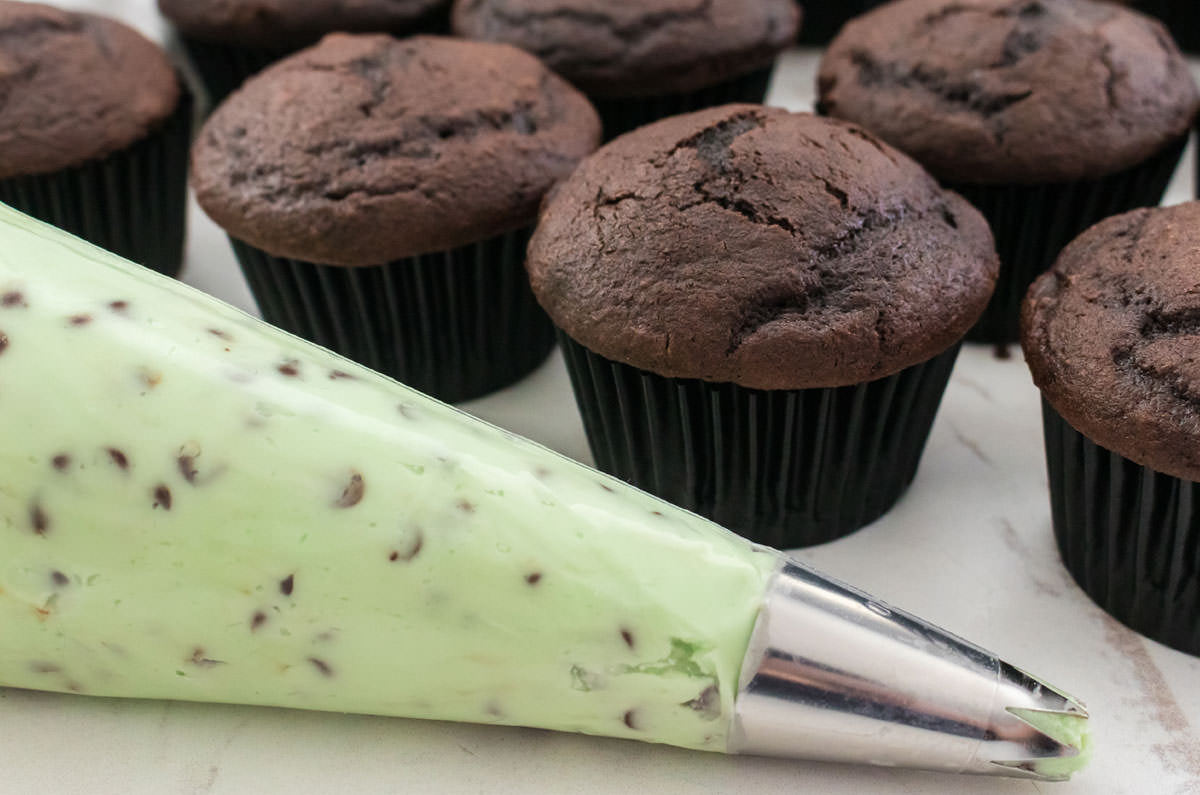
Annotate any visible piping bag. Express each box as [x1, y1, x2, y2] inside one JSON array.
[[0, 206, 1089, 780]]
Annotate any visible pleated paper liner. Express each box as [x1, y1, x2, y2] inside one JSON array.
[[177, 37, 287, 111], [0, 91, 192, 279], [799, 1, 878, 44], [560, 333, 961, 548], [949, 134, 1187, 345], [1042, 401, 1200, 657], [231, 228, 556, 404], [593, 67, 774, 141]]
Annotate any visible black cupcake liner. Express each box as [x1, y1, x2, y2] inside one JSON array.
[[177, 37, 288, 111], [799, 2, 880, 45], [1042, 402, 1200, 657], [0, 91, 192, 278], [559, 334, 962, 548], [231, 228, 556, 404], [592, 67, 774, 141], [948, 135, 1187, 345]]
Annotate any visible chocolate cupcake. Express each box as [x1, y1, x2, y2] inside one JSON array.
[[0, 3, 190, 277], [818, 0, 1199, 345], [192, 34, 600, 404], [452, 0, 800, 139], [527, 105, 999, 547], [1022, 202, 1200, 657], [158, 0, 452, 108]]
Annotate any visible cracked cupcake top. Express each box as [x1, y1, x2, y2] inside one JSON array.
[[452, 0, 800, 97], [191, 34, 601, 265], [1023, 203, 1200, 481], [157, 0, 450, 49], [817, 0, 1198, 184], [526, 105, 999, 390], [0, 2, 180, 180]]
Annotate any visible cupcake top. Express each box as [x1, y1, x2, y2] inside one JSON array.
[[817, 0, 1199, 184], [0, 3, 180, 180], [192, 34, 601, 266], [157, 0, 450, 49], [1022, 203, 1200, 482], [452, 0, 801, 97], [527, 104, 999, 390]]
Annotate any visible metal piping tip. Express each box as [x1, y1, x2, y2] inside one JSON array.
[[729, 562, 1091, 781], [983, 663, 1090, 780]]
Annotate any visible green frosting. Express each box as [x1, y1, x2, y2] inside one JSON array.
[[1007, 708, 1093, 779], [0, 205, 782, 752]]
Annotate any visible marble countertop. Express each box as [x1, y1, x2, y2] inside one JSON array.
[[4, 3, 1200, 793]]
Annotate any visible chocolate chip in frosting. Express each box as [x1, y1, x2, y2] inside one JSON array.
[[139, 368, 163, 389], [30, 502, 48, 535], [684, 685, 721, 720], [336, 471, 365, 508], [389, 530, 424, 563], [308, 657, 334, 677], [107, 448, 130, 470], [190, 648, 225, 668], [153, 485, 172, 510], [178, 453, 198, 483], [177, 444, 225, 486]]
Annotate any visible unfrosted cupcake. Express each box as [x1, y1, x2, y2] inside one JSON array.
[[527, 104, 998, 547], [452, 0, 800, 139], [192, 34, 601, 403], [818, 0, 1199, 344], [0, 2, 190, 276], [1022, 202, 1200, 657], [158, 0, 452, 108]]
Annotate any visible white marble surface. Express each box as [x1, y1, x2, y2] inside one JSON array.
[[5, 4, 1200, 793]]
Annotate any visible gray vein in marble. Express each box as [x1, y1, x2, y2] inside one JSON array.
[[949, 422, 995, 467], [1101, 615, 1200, 788], [951, 374, 996, 404], [997, 520, 1064, 598]]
